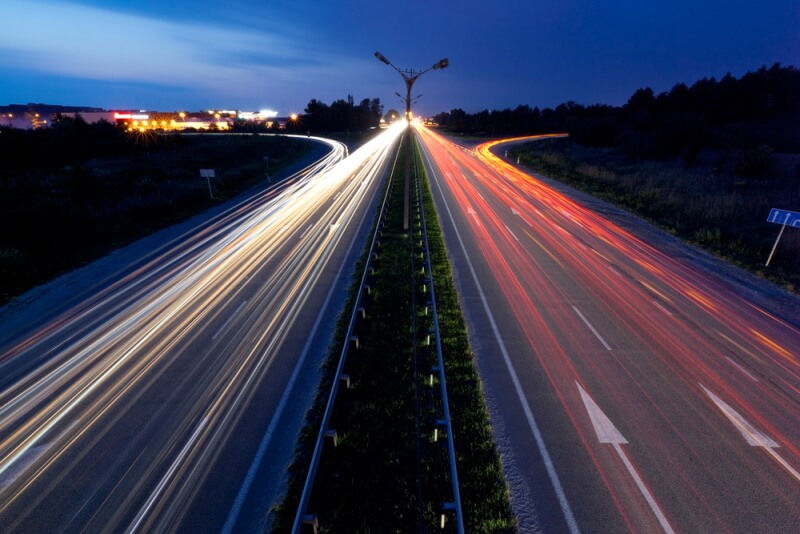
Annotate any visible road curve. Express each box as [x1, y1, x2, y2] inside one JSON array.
[[416, 124, 800, 533], [0, 125, 404, 532]]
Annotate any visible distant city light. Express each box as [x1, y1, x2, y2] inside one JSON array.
[[114, 112, 149, 120]]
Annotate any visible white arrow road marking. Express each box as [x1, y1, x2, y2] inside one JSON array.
[[577, 383, 627, 444], [577, 382, 675, 534], [512, 208, 521, 216], [699, 384, 777, 447], [700, 384, 800, 482], [466, 207, 482, 226]]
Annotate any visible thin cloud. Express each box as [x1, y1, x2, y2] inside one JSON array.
[[0, 0, 349, 95]]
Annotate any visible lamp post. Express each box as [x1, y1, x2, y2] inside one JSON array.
[[374, 51, 448, 231], [374, 51, 448, 123]]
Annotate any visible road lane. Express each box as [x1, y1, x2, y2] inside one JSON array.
[[0, 125, 404, 532], [416, 125, 800, 532]]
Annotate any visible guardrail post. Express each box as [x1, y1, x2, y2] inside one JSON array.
[[339, 374, 351, 389], [430, 366, 439, 386], [440, 502, 456, 529], [302, 514, 319, 534], [324, 429, 338, 447], [433, 419, 447, 442]]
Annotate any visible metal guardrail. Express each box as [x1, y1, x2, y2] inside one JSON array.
[[291, 139, 402, 533], [411, 133, 464, 533], [292, 131, 464, 533]]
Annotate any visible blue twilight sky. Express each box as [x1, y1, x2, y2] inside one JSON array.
[[1, 0, 798, 116]]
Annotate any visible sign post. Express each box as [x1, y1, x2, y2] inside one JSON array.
[[199, 169, 215, 199], [765, 208, 800, 266]]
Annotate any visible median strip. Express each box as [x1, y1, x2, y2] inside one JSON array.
[[273, 131, 514, 532]]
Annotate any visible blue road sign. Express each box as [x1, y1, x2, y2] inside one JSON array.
[[766, 208, 800, 227]]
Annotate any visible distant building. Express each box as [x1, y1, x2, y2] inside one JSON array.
[[60, 111, 116, 123], [0, 104, 286, 132]]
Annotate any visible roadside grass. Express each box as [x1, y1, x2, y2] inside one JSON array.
[[511, 138, 800, 293], [271, 134, 514, 532], [0, 134, 313, 305]]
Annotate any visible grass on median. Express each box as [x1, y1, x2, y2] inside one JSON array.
[[271, 133, 515, 532]]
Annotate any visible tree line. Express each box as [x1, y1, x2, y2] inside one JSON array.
[[0, 92, 387, 171], [298, 95, 384, 133], [0, 114, 173, 172], [0, 118, 309, 304], [434, 63, 800, 163]]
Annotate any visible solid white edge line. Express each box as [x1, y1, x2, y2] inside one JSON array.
[[572, 305, 612, 351], [421, 143, 580, 534]]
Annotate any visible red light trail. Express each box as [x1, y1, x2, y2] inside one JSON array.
[[416, 124, 800, 532]]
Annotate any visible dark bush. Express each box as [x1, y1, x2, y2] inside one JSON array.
[[734, 145, 776, 177]]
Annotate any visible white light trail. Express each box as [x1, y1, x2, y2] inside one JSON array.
[[0, 124, 405, 529]]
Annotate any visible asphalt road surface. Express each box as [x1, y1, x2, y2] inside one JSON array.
[[0, 126, 403, 532], [416, 124, 800, 533]]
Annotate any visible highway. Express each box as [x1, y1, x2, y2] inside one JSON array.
[[416, 125, 800, 532], [0, 125, 403, 532]]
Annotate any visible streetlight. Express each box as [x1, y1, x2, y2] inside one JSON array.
[[374, 51, 448, 231], [374, 51, 448, 122]]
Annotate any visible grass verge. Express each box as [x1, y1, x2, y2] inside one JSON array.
[[510, 138, 800, 293], [0, 134, 314, 305]]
